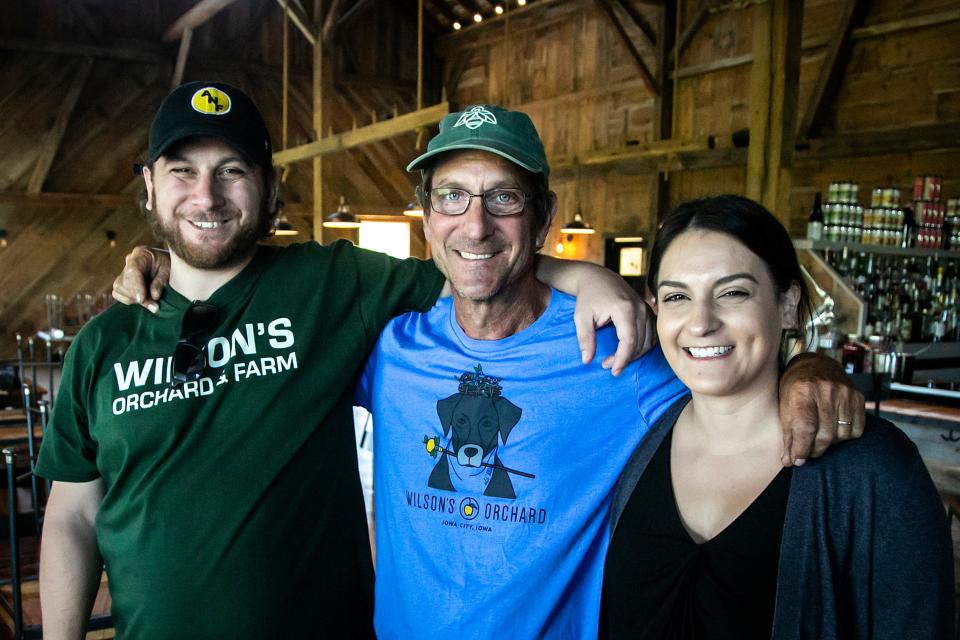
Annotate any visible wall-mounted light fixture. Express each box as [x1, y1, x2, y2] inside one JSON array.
[[105, 230, 117, 248], [0, 229, 7, 248]]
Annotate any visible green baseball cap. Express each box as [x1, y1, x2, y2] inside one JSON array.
[[148, 81, 272, 169], [407, 105, 549, 182]]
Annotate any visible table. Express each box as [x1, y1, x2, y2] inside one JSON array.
[[879, 399, 960, 495]]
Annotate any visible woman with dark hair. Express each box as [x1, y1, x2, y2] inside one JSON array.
[[601, 195, 953, 639]]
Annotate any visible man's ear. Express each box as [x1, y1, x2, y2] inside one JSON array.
[[535, 191, 559, 249], [142, 165, 154, 211], [781, 282, 801, 330], [422, 208, 435, 247], [267, 166, 280, 213]]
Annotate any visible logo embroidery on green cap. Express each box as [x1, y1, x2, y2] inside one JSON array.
[[190, 87, 232, 115], [454, 106, 497, 130]]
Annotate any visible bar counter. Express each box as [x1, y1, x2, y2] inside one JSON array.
[[878, 398, 960, 495]]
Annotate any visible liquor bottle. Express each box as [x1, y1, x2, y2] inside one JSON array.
[[900, 205, 915, 248], [807, 192, 824, 241]]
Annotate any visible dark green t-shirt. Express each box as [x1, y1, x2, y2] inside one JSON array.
[[36, 241, 444, 639]]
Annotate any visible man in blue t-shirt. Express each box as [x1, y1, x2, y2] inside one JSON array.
[[355, 105, 863, 638]]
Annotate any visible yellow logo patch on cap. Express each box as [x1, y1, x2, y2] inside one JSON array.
[[190, 87, 232, 115]]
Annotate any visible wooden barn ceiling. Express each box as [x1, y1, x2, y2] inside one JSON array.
[[0, 0, 476, 356], [0, 0, 766, 356]]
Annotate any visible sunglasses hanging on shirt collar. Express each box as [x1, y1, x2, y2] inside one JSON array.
[[172, 301, 219, 387]]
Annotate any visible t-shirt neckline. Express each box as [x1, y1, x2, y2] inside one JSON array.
[[446, 287, 565, 354], [160, 245, 274, 314]]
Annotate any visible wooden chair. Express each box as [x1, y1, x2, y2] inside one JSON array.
[[1, 423, 114, 640], [1, 448, 114, 639]]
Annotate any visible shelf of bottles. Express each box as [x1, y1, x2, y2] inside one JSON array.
[[809, 245, 959, 343], [807, 177, 960, 251]]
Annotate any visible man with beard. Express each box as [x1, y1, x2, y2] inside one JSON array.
[[35, 83, 653, 639]]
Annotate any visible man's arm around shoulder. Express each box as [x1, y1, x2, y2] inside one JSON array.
[[40, 479, 105, 640]]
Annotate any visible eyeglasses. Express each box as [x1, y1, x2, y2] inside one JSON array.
[[172, 301, 219, 387], [427, 187, 529, 216]]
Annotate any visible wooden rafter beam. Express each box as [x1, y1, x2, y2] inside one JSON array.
[[457, 0, 486, 17], [27, 57, 94, 195], [273, 102, 449, 165], [551, 144, 746, 175], [275, 0, 318, 45], [595, 0, 657, 95], [671, 3, 708, 63], [653, 0, 676, 220], [796, 121, 960, 160], [334, 91, 418, 197], [797, 0, 872, 140], [852, 7, 960, 38], [320, 0, 346, 46], [171, 28, 193, 88], [615, 0, 656, 47], [424, 0, 460, 26], [163, 0, 243, 43], [312, 0, 333, 242], [337, 0, 378, 31]]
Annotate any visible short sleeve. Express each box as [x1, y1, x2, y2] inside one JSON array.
[[634, 346, 688, 428], [354, 350, 377, 411], [346, 242, 445, 343], [35, 340, 101, 482]]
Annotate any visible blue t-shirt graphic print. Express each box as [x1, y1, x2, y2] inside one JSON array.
[[356, 290, 686, 639]]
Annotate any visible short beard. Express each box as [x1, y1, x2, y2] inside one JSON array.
[[145, 186, 273, 270]]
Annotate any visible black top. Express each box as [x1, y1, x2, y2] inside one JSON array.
[[602, 429, 793, 640]]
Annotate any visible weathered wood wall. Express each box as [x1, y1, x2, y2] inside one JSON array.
[[0, 0, 429, 357], [3, 0, 960, 355], [439, 0, 960, 259]]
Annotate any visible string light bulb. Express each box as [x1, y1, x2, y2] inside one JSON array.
[[453, 21, 461, 30], [473, 13, 482, 23], [495, 5, 504, 14]]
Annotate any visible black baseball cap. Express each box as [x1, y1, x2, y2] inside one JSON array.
[[146, 81, 273, 168]]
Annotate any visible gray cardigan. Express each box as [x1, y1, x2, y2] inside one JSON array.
[[610, 397, 955, 640]]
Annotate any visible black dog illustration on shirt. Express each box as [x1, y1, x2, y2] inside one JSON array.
[[424, 365, 531, 499]]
